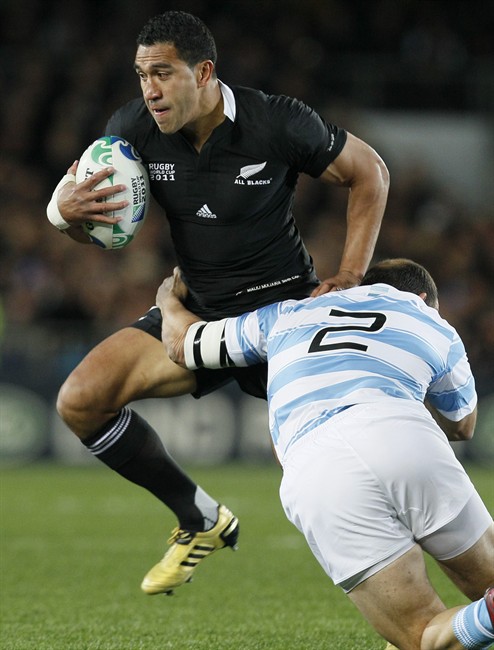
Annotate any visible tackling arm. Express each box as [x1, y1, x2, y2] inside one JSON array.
[[313, 132, 390, 296], [155, 269, 204, 367], [156, 269, 250, 370], [157, 268, 266, 370]]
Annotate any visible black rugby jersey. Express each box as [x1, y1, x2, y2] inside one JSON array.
[[105, 84, 347, 317]]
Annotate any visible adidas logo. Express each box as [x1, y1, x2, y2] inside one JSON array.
[[196, 204, 217, 219]]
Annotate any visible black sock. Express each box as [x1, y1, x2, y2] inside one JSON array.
[[82, 408, 218, 531]]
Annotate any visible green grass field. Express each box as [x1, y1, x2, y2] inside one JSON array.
[[1, 462, 492, 650]]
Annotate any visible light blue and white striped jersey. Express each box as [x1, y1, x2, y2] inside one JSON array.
[[222, 284, 477, 460]]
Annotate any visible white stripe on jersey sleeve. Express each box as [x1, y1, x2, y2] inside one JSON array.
[[427, 360, 477, 420], [223, 311, 268, 365]]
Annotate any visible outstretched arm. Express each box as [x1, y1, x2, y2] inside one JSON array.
[[313, 132, 390, 296]]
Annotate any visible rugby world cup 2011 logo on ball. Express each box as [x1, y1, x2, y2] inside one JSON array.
[[76, 136, 150, 250]]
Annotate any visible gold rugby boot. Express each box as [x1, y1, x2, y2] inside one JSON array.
[[141, 505, 239, 595]]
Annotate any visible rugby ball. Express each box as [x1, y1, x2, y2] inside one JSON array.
[[75, 136, 150, 250]]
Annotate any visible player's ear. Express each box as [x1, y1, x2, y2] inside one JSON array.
[[196, 60, 214, 86], [419, 291, 440, 310]]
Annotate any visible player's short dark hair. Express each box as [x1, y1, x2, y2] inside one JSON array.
[[361, 258, 439, 307], [137, 11, 217, 69]]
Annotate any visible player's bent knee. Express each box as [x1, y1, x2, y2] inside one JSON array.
[[57, 376, 93, 429], [56, 369, 118, 438]]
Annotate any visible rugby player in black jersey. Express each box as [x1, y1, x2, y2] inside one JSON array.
[[47, 10, 389, 596]]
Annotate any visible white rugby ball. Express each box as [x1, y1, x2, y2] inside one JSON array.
[[75, 136, 150, 250]]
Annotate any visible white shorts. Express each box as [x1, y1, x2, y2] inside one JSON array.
[[279, 401, 492, 592]]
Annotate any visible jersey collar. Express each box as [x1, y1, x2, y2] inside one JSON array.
[[219, 80, 236, 121]]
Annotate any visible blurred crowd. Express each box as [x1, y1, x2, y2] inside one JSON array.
[[1, 0, 493, 398]]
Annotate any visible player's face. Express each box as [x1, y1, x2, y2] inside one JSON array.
[[134, 44, 203, 134]]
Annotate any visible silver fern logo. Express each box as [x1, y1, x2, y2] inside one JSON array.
[[237, 162, 267, 179], [235, 161, 271, 186]]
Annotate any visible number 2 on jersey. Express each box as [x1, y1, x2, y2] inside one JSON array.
[[308, 309, 387, 353]]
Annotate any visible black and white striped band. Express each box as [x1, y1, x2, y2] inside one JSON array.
[[184, 319, 231, 370]]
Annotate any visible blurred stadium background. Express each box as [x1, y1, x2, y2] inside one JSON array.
[[1, 0, 493, 466]]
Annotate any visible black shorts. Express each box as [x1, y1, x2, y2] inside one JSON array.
[[131, 306, 268, 399]]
